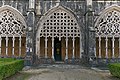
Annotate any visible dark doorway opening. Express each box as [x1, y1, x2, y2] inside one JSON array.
[[54, 38, 62, 61]]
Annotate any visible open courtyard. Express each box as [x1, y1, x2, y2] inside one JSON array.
[[6, 64, 120, 80]]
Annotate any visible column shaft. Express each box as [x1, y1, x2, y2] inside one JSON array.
[[65, 38, 68, 60], [112, 36, 115, 58], [105, 36, 108, 58], [52, 37, 54, 60], [19, 36, 22, 57], [45, 37, 48, 58], [5, 36, 8, 56], [72, 38, 75, 59], [0, 36, 2, 56], [12, 36, 15, 56], [98, 36, 101, 58]]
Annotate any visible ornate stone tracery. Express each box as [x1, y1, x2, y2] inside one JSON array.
[[40, 8, 80, 39], [0, 9, 26, 37], [36, 6, 81, 60], [0, 5, 26, 57], [95, 8, 120, 37], [95, 6, 120, 58]]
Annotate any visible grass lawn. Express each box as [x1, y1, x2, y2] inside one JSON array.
[[0, 61, 3, 63], [0, 58, 24, 80], [108, 63, 120, 78], [0, 61, 12, 65]]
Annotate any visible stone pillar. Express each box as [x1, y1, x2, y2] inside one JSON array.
[[36, 0, 41, 15], [72, 37, 75, 59], [25, 0, 35, 66], [29, 0, 35, 9], [45, 37, 48, 58], [52, 37, 55, 60], [0, 36, 2, 57], [85, 0, 96, 65], [5, 36, 8, 57], [65, 37, 68, 60]]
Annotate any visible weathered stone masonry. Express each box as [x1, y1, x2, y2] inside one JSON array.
[[0, 0, 120, 66]]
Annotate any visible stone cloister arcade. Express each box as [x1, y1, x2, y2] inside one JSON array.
[[95, 6, 120, 59], [36, 6, 81, 62], [0, 0, 120, 66], [0, 5, 26, 58]]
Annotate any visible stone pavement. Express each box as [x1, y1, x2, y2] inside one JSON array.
[[22, 64, 120, 80]]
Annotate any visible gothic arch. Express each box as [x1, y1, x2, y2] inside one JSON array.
[[36, 6, 82, 61], [95, 5, 120, 37], [0, 5, 27, 57], [95, 5, 120, 58], [0, 5, 27, 27], [36, 6, 80, 38]]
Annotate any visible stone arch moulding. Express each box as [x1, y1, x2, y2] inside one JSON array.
[[95, 5, 120, 31], [0, 5, 27, 29], [95, 5, 120, 59], [36, 5, 83, 61], [36, 5, 81, 36], [0, 5, 27, 58], [0, 5, 27, 37]]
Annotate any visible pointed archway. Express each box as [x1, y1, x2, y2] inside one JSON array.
[[0, 5, 27, 58], [36, 6, 82, 63], [95, 6, 120, 59]]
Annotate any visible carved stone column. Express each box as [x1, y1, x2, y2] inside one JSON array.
[[25, 0, 35, 66], [85, 0, 96, 66]]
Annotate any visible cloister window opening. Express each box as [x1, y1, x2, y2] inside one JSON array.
[[36, 6, 81, 61], [0, 6, 26, 58], [95, 7, 120, 59]]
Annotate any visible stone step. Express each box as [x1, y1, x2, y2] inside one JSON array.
[[55, 61, 64, 64]]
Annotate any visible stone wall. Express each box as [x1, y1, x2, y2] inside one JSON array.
[[0, 0, 120, 66], [0, 0, 29, 16]]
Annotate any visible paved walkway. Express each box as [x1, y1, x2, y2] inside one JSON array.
[[22, 64, 119, 80]]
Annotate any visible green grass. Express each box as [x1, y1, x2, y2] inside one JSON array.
[[0, 58, 15, 61], [0, 58, 24, 80], [0, 61, 3, 64], [108, 63, 120, 78]]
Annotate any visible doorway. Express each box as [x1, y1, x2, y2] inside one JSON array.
[[54, 38, 62, 61]]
